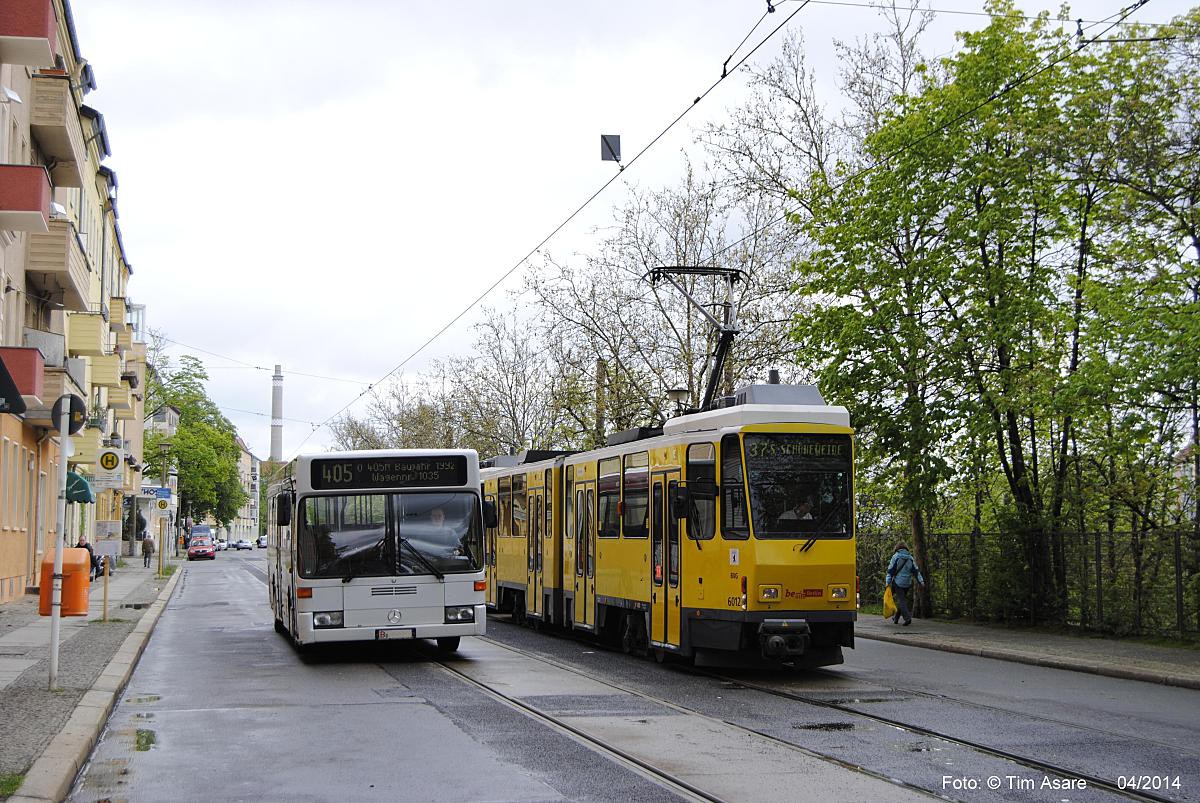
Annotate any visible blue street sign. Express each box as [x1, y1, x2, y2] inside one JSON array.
[[155, 488, 172, 499]]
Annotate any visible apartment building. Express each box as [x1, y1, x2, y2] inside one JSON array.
[[231, 438, 260, 542], [0, 0, 147, 602]]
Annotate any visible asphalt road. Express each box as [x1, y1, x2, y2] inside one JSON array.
[[68, 551, 1199, 802]]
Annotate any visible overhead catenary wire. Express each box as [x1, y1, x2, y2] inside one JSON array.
[[158, 336, 372, 385], [284, 1, 815, 460]]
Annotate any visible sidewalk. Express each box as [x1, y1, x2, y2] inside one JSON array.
[[0, 559, 181, 802], [856, 613, 1200, 689]]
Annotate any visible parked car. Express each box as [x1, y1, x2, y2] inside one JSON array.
[[187, 538, 216, 560], [256, 535, 267, 548], [234, 539, 253, 550], [215, 539, 228, 551]]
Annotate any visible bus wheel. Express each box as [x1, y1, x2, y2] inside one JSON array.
[[274, 617, 287, 635], [436, 637, 460, 654]]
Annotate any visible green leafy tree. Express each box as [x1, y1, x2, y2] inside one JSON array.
[[145, 354, 248, 527]]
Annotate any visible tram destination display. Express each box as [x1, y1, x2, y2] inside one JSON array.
[[310, 455, 468, 490]]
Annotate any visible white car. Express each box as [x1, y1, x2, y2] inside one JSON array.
[[215, 539, 228, 551]]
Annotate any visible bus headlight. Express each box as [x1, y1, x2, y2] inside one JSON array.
[[445, 605, 475, 623], [759, 585, 782, 602], [313, 611, 344, 628], [829, 586, 848, 600]]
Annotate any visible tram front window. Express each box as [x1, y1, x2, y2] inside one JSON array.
[[743, 433, 852, 539], [297, 492, 484, 579]]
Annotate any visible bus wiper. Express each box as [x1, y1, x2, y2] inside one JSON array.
[[399, 537, 444, 580], [342, 552, 356, 583]]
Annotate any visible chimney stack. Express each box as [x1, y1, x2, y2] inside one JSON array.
[[270, 364, 283, 461]]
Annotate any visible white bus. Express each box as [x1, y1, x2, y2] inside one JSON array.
[[267, 449, 491, 652]]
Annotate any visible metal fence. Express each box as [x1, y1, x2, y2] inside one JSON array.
[[857, 528, 1200, 637]]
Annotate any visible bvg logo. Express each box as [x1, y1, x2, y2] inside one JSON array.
[[99, 451, 120, 471], [785, 588, 824, 599]]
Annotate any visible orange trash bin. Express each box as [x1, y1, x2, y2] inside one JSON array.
[[38, 548, 92, 616]]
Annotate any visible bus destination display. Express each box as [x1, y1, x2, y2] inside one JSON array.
[[310, 456, 468, 490]]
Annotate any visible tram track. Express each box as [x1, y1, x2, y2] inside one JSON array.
[[804, 668, 1200, 761], [482, 618, 1183, 803], [691, 668, 1182, 803], [438, 634, 947, 802]]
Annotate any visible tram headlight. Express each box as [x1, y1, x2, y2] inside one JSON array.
[[758, 585, 782, 602], [444, 605, 475, 623], [313, 611, 344, 628]]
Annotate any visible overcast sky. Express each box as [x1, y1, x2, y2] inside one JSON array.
[[69, 0, 1185, 461]]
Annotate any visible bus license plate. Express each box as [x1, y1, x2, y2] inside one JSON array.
[[376, 628, 414, 640]]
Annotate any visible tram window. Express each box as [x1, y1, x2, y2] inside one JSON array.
[[565, 468, 574, 540], [545, 469, 553, 539], [485, 494, 497, 565], [651, 482, 664, 586], [597, 458, 620, 539], [721, 434, 749, 540], [499, 477, 511, 538], [686, 443, 716, 540], [586, 488, 596, 578], [622, 452, 648, 538], [667, 481, 681, 587], [512, 473, 527, 541], [575, 489, 586, 574]]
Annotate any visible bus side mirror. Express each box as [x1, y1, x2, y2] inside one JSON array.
[[482, 500, 498, 529], [277, 493, 293, 527]]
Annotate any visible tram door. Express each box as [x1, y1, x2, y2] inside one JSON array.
[[650, 471, 681, 647], [573, 483, 596, 629], [527, 490, 543, 619]]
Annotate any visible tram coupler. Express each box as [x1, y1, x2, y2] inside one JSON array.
[[758, 619, 811, 658]]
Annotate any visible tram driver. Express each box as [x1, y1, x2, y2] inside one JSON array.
[[778, 494, 815, 525]]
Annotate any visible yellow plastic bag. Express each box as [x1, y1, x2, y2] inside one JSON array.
[[882, 585, 897, 620]]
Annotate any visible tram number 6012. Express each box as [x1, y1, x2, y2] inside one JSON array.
[[321, 463, 354, 485]]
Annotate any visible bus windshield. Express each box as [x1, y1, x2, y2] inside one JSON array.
[[297, 491, 483, 579], [743, 433, 852, 539]]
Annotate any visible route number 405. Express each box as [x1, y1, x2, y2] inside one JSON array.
[[321, 463, 354, 485]]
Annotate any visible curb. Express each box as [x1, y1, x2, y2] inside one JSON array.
[[857, 630, 1200, 691], [8, 567, 184, 803]]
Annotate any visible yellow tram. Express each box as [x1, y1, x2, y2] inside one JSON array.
[[481, 383, 857, 668]]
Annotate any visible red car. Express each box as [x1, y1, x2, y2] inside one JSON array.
[[187, 537, 216, 560]]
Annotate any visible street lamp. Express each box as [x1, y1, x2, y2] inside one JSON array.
[[666, 387, 689, 417]]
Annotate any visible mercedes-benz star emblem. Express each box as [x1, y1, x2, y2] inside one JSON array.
[[387, 609, 402, 624]]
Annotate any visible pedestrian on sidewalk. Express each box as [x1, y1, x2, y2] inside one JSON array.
[[885, 542, 925, 626], [76, 535, 97, 580], [142, 533, 156, 567]]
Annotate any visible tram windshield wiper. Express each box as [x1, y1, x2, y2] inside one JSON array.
[[398, 537, 444, 580]]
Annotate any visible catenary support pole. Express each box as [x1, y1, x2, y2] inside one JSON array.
[[48, 406, 71, 690]]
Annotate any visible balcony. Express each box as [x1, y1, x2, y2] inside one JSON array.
[[108, 297, 128, 332], [26, 218, 90, 311], [70, 428, 102, 466], [29, 74, 85, 188], [91, 353, 123, 387], [23, 358, 85, 427], [0, 0, 56, 67], [115, 328, 132, 351], [67, 312, 107, 357], [0, 165, 51, 233], [109, 385, 134, 417], [0, 346, 45, 407]]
